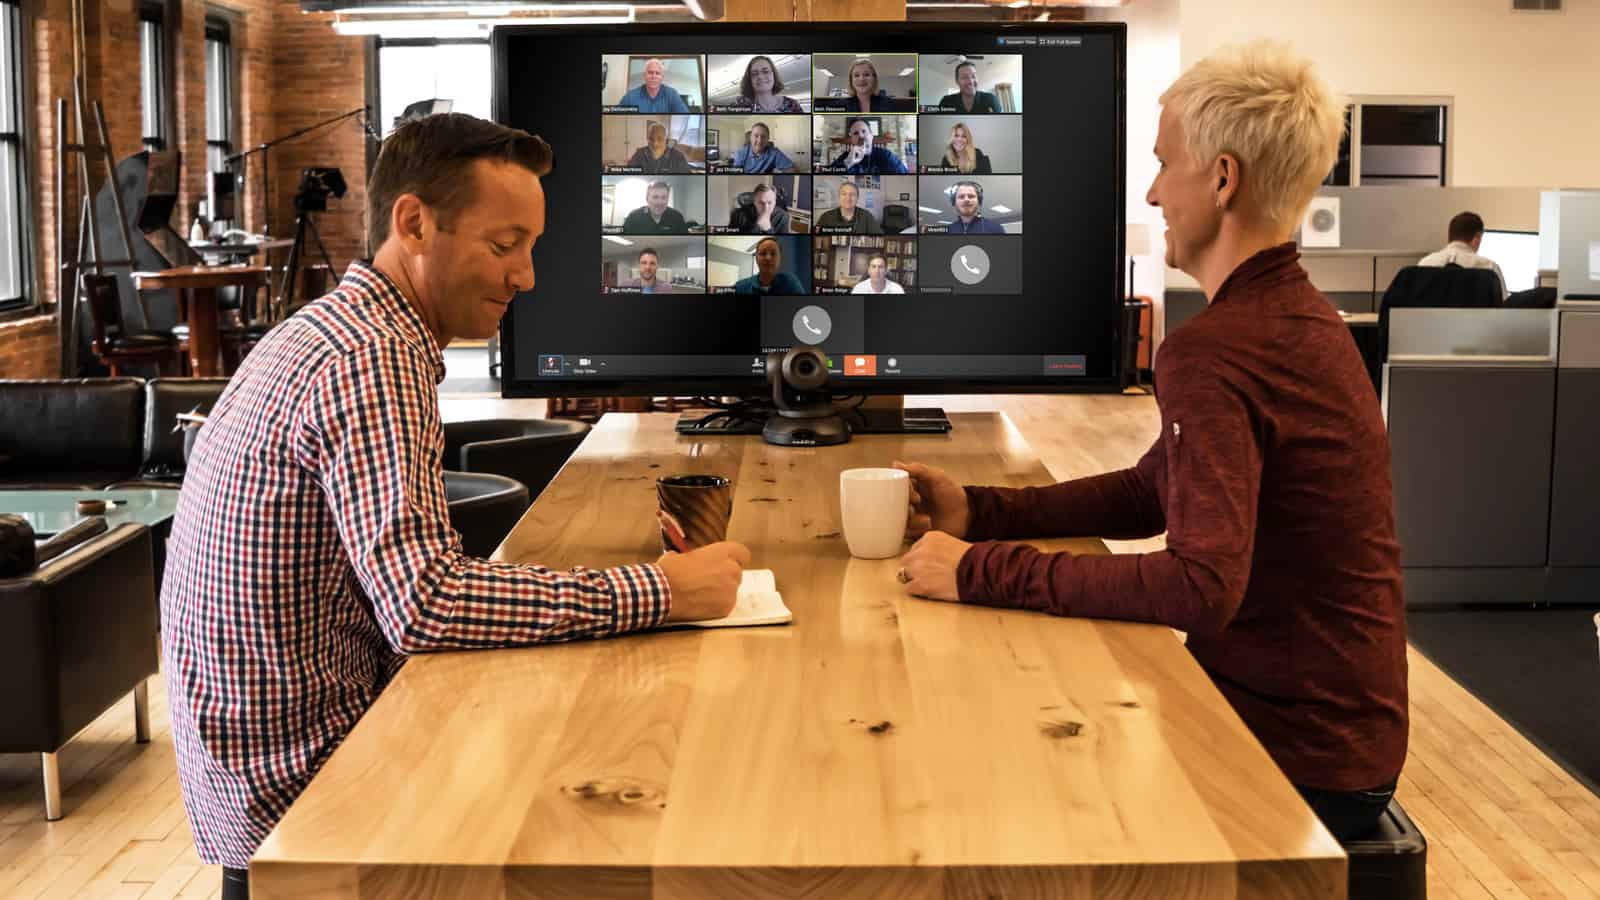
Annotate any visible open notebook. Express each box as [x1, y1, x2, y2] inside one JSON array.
[[681, 569, 793, 628]]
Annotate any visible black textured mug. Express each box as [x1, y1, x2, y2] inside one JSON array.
[[655, 474, 732, 553]]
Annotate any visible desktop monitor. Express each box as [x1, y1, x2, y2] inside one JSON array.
[[493, 23, 1127, 398], [1479, 229, 1540, 293]]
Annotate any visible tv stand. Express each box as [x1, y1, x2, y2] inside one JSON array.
[[676, 405, 951, 438]]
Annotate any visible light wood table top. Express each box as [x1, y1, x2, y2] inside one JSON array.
[[251, 412, 1343, 899]]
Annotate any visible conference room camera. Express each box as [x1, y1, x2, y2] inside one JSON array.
[[763, 347, 850, 447]]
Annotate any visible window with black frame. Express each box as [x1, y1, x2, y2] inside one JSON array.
[[204, 16, 232, 174], [140, 2, 168, 152], [1, 0, 29, 312]]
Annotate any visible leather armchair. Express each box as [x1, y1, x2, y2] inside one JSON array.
[[0, 523, 158, 819], [442, 418, 590, 503], [0, 378, 146, 489], [442, 471, 530, 558]]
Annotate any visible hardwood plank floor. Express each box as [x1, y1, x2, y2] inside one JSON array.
[[2, 392, 1594, 899]]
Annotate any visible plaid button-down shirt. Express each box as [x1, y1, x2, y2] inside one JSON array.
[[160, 262, 670, 868]]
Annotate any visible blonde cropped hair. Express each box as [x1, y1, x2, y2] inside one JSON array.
[[1159, 41, 1344, 227]]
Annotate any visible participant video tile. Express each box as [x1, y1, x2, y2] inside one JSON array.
[[601, 235, 706, 294], [601, 175, 706, 235], [917, 235, 1022, 295], [601, 54, 705, 113], [917, 175, 1023, 235], [707, 235, 812, 296], [917, 53, 1023, 113]]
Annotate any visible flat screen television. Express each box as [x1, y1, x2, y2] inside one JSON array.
[[492, 22, 1127, 400]]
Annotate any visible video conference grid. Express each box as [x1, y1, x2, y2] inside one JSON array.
[[597, 51, 1023, 298]]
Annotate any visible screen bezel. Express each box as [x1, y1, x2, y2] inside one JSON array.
[[492, 21, 1128, 398]]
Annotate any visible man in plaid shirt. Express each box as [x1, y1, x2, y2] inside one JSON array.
[[160, 114, 750, 899]]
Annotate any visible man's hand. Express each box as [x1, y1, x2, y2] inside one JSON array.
[[659, 541, 751, 622], [894, 460, 970, 540], [898, 531, 972, 602], [847, 144, 869, 167], [756, 210, 774, 231]]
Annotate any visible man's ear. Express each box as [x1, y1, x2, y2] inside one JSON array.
[[390, 193, 428, 254], [1214, 153, 1241, 211]]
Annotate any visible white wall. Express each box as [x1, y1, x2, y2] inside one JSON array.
[[1180, 0, 1600, 190], [1088, 0, 1181, 346]]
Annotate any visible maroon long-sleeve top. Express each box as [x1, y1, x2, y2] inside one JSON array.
[[957, 243, 1407, 792]]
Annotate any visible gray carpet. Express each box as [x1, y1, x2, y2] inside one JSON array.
[[1406, 606, 1600, 798]]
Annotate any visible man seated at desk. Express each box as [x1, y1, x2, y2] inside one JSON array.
[[936, 181, 1004, 235], [815, 181, 883, 234], [895, 43, 1408, 843], [728, 183, 792, 234], [621, 181, 691, 234], [1417, 211, 1509, 301], [618, 58, 691, 113], [159, 113, 748, 899], [728, 123, 796, 174], [624, 246, 673, 293]]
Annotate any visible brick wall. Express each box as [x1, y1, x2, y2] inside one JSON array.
[[267, 6, 370, 272], [0, 315, 60, 378], [6, 0, 369, 376]]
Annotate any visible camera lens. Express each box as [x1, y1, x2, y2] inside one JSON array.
[[795, 358, 816, 376]]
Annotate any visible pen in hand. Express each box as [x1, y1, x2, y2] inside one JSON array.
[[657, 510, 693, 554]]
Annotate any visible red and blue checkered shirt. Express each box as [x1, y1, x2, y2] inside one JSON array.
[[160, 262, 670, 868]]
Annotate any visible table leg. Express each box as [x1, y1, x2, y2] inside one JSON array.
[[188, 286, 222, 377]]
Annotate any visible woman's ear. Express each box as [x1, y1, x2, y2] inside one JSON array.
[[1215, 154, 1241, 210]]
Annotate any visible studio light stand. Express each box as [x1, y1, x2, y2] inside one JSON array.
[[225, 106, 377, 240]]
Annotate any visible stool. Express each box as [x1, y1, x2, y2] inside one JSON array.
[[1345, 797, 1427, 900]]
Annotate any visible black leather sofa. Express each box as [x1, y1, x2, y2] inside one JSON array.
[[4, 377, 588, 564], [0, 377, 230, 489], [0, 379, 148, 489]]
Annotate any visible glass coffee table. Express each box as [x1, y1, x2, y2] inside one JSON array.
[[0, 489, 181, 538]]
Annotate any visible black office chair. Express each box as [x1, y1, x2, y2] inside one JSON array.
[[442, 418, 591, 502], [1377, 264, 1503, 371], [442, 471, 530, 558], [1505, 286, 1557, 309], [881, 204, 913, 233]]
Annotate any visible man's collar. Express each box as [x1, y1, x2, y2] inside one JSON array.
[[337, 260, 446, 384]]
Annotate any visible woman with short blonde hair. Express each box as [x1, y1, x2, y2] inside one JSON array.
[[1156, 40, 1344, 229], [897, 41, 1408, 844]]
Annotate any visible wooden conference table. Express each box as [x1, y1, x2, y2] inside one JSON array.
[[251, 413, 1344, 899]]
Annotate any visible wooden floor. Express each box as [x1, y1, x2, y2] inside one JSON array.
[[3, 392, 1598, 899]]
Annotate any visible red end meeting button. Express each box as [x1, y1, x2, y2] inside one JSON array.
[[1042, 355, 1086, 375]]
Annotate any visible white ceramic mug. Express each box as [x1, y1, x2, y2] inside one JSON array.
[[839, 468, 911, 559]]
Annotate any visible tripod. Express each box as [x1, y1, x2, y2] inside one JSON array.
[[272, 207, 336, 323]]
